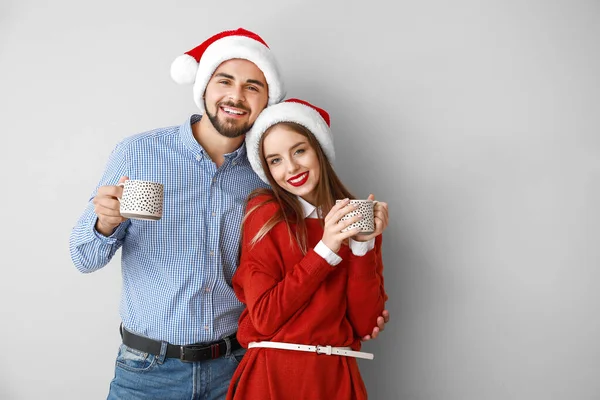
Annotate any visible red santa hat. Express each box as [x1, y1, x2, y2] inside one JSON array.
[[246, 98, 335, 183], [170, 28, 285, 113]]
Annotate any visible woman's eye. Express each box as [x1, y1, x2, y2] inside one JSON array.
[[294, 148, 305, 155], [269, 158, 280, 165]]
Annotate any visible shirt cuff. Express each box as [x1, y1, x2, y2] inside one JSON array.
[[314, 240, 342, 266], [348, 238, 375, 256], [91, 217, 129, 244]]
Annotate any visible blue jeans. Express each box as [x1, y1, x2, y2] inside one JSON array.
[[107, 341, 246, 400]]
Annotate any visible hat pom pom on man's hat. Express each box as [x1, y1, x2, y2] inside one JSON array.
[[170, 54, 199, 85]]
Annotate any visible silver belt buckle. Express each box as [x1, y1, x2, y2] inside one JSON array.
[[315, 345, 332, 355]]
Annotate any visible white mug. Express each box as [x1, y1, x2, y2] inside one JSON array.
[[117, 179, 164, 221], [336, 199, 376, 234]]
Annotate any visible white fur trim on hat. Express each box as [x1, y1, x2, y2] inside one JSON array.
[[246, 101, 335, 184]]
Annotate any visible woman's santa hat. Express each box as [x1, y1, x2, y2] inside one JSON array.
[[246, 98, 335, 184], [170, 28, 285, 113]]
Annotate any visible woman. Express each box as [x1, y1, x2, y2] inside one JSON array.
[[227, 99, 389, 399]]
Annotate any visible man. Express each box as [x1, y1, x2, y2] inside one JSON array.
[[69, 28, 388, 399]]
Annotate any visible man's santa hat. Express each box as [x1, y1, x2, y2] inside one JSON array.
[[246, 98, 335, 183], [170, 28, 285, 113]]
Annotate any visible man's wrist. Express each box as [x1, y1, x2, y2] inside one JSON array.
[[95, 220, 117, 237]]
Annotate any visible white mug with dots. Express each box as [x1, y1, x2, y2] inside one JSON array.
[[117, 179, 164, 221], [336, 199, 377, 234]]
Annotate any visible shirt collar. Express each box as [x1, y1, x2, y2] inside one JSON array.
[[179, 114, 204, 156], [297, 196, 319, 219], [228, 140, 247, 161]]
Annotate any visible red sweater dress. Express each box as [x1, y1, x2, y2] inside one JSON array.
[[227, 195, 387, 400]]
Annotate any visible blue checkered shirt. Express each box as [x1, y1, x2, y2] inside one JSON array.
[[69, 115, 269, 345]]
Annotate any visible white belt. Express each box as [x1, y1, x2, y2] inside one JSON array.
[[248, 341, 374, 360]]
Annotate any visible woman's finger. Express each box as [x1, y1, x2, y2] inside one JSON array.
[[325, 198, 350, 223], [340, 227, 362, 241], [326, 203, 357, 228], [337, 214, 362, 232]]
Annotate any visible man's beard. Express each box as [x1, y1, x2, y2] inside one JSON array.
[[205, 100, 253, 138]]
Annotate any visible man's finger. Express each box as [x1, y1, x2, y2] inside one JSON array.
[[383, 309, 390, 322], [97, 186, 124, 198], [94, 201, 121, 215], [377, 316, 385, 329], [370, 327, 380, 339]]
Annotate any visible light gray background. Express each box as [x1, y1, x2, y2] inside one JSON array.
[[1, 0, 599, 399]]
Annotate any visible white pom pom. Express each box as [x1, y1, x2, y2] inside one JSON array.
[[170, 54, 198, 85]]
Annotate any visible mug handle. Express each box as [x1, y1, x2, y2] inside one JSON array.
[[116, 181, 127, 202]]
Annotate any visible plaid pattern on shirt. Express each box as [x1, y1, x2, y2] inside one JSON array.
[[69, 115, 269, 345]]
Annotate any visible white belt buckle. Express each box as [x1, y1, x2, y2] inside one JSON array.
[[316, 345, 332, 356]]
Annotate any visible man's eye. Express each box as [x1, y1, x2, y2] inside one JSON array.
[[247, 86, 258, 92]]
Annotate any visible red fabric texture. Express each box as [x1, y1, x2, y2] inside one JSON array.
[[227, 195, 387, 399], [284, 98, 331, 127], [185, 27, 269, 62]]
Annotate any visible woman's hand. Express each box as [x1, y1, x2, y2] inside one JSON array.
[[322, 198, 363, 253]]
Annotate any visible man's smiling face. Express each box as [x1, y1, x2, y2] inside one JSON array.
[[203, 58, 269, 138]]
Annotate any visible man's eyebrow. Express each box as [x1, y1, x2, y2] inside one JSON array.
[[214, 73, 234, 80], [247, 79, 265, 88], [214, 73, 265, 88]]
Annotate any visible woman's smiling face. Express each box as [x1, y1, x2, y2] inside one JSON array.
[[262, 124, 321, 204]]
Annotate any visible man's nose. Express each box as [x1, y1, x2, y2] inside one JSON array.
[[228, 85, 245, 102]]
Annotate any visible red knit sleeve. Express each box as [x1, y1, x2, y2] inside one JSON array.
[[345, 234, 387, 338], [233, 195, 336, 337]]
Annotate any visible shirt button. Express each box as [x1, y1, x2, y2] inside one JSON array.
[[205, 287, 211, 293], [232, 162, 237, 166], [196, 155, 201, 161], [210, 251, 214, 256], [211, 212, 216, 216], [212, 178, 217, 183], [204, 326, 209, 331]]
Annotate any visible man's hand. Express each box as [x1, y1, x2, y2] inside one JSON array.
[[362, 309, 390, 341], [93, 176, 129, 236]]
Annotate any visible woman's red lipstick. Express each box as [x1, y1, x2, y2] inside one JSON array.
[[287, 172, 309, 187]]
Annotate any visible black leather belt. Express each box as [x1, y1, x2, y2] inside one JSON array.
[[120, 326, 241, 362]]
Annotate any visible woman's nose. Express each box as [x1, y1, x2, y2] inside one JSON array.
[[287, 159, 299, 173]]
